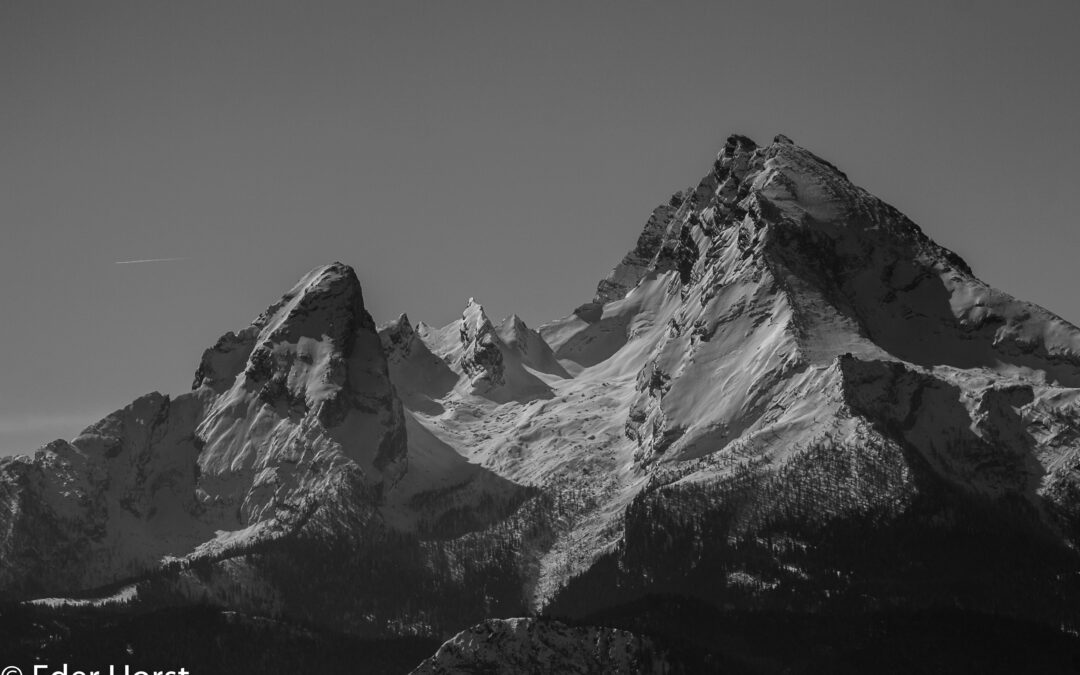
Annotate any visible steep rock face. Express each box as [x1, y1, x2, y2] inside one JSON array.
[[538, 133, 1080, 472], [192, 263, 408, 529], [386, 134, 1080, 629], [458, 299, 507, 391], [0, 263, 409, 596], [592, 202, 681, 306], [413, 299, 558, 404], [380, 312, 419, 360], [837, 356, 1041, 499], [532, 136, 1080, 627]]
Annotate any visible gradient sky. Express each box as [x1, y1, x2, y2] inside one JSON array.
[[2, 1, 1078, 454]]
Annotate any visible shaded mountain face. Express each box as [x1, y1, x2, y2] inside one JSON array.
[[0, 264, 530, 634], [0, 264, 409, 592], [3, 134, 1080, 667]]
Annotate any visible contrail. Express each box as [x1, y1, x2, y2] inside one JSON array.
[[114, 257, 188, 265]]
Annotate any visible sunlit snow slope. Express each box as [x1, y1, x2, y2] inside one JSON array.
[[389, 134, 1080, 623]]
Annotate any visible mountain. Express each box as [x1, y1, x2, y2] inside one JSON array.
[[4, 133, 1080, 671], [0, 263, 531, 634], [0, 263, 406, 595]]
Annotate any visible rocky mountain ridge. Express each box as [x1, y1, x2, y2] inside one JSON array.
[[3, 133, 1080, 670]]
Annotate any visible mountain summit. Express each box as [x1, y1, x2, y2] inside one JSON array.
[[0, 261, 410, 598], [5, 134, 1080, 670]]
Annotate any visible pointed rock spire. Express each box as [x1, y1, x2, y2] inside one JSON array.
[[458, 299, 505, 390]]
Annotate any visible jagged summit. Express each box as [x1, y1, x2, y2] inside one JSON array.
[[456, 298, 505, 391], [534, 134, 1080, 474], [380, 312, 417, 358], [1, 261, 409, 597], [496, 313, 570, 379], [548, 133, 1080, 382], [192, 262, 371, 392], [255, 262, 364, 326]]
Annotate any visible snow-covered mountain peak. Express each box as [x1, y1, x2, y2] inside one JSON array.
[[0, 262, 415, 596], [499, 312, 527, 332], [455, 299, 506, 391], [495, 313, 569, 379], [538, 133, 1080, 470], [8, 136, 1080, 659], [199, 260, 395, 420], [192, 262, 373, 394], [495, 314, 531, 351], [380, 312, 417, 359], [251, 261, 368, 344], [194, 260, 406, 484], [460, 298, 493, 339], [709, 134, 969, 277]]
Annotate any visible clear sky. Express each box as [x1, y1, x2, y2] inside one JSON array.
[[2, 1, 1078, 454]]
